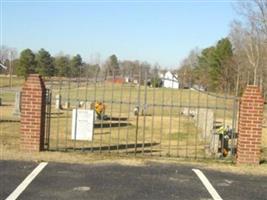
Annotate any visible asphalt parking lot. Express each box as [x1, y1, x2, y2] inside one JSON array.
[[1, 160, 267, 200]]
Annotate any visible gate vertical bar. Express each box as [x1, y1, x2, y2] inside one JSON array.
[[64, 79, 71, 151], [150, 71, 156, 156], [231, 97, 238, 156], [56, 78, 63, 150], [117, 77, 124, 154], [135, 67, 142, 155], [45, 89, 52, 150], [177, 87, 182, 157], [100, 74, 106, 153], [195, 89, 201, 159], [159, 83, 165, 156], [186, 87, 192, 157], [108, 71, 115, 153], [204, 91, 209, 158], [142, 70, 148, 155], [222, 91, 227, 155], [91, 69, 99, 152], [168, 78, 174, 156], [125, 70, 133, 154]]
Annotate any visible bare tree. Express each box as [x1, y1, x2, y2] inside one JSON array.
[[177, 48, 199, 88], [232, 1, 267, 93], [0, 46, 18, 87]]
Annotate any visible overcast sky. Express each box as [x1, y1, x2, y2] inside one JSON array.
[[1, 0, 239, 68]]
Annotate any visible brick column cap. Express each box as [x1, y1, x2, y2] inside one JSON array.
[[241, 85, 264, 101]]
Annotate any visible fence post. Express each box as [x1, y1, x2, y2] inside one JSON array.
[[237, 85, 264, 164], [20, 74, 46, 152]]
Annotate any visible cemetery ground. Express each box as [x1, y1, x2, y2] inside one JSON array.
[[0, 76, 267, 199], [0, 75, 25, 88], [2, 78, 238, 157], [0, 76, 267, 172]]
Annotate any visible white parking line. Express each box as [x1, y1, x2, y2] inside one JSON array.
[[192, 169, 223, 200], [5, 162, 48, 200]]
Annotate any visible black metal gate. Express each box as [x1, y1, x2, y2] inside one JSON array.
[[44, 68, 239, 160]]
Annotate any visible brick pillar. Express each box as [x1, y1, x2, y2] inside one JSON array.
[[20, 74, 46, 152], [237, 85, 264, 164]]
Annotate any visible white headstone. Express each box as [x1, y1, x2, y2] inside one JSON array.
[[55, 94, 62, 109], [71, 109, 94, 141], [64, 101, 70, 109], [13, 91, 21, 115], [210, 134, 220, 155]]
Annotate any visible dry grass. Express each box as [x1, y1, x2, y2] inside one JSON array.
[[48, 104, 204, 154], [0, 75, 25, 88], [0, 103, 217, 160], [52, 82, 236, 117], [2, 77, 267, 174], [1, 150, 267, 176], [0, 79, 238, 159]]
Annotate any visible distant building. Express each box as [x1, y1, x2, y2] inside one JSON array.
[[106, 76, 125, 84], [162, 71, 179, 89]]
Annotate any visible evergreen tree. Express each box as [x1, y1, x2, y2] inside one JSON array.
[[70, 54, 82, 77], [36, 48, 55, 77], [107, 54, 120, 76], [16, 49, 36, 79], [54, 56, 71, 77], [195, 38, 233, 91]]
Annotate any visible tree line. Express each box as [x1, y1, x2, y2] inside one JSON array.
[[178, 0, 267, 97], [0, 46, 162, 83], [1, 48, 90, 78]]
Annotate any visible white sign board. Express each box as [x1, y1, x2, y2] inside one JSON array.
[[71, 109, 94, 141]]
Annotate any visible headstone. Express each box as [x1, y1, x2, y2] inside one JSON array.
[[79, 101, 84, 108], [55, 94, 62, 109], [210, 134, 219, 155], [200, 109, 214, 140], [181, 107, 196, 117], [64, 101, 70, 109], [193, 108, 214, 140], [80, 101, 92, 109], [134, 106, 139, 116], [13, 91, 21, 116]]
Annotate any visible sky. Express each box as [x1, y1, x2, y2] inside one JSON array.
[[1, 0, 239, 69]]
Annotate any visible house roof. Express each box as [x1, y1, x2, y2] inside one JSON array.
[[165, 71, 178, 80]]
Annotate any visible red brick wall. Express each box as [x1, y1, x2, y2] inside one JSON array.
[[20, 74, 46, 152], [237, 85, 264, 164]]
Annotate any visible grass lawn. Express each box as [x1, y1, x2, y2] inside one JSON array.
[[1, 77, 266, 163], [0, 75, 25, 88], [0, 78, 238, 160]]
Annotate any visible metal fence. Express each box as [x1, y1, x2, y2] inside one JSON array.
[[44, 68, 239, 160]]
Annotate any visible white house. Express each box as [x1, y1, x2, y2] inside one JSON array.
[[162, 71, 179, 89]]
